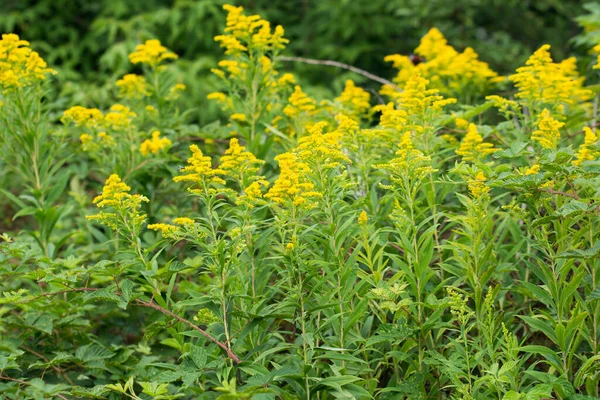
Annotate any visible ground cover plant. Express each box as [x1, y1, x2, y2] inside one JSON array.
[[1, 3, 600, 399]]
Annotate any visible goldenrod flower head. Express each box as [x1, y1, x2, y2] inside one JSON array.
[[174, 144, 226, 189], [456, 123, 497, 162], [335, 114, 360, 136], [396, 73, 457, 118], [0, 33, 55, 90], [509, 44, 592, 109], [468, 171, 490, 198], [104, 104, 136, 130], [358, 211, 368, 226], [525, 164, 541, 175], [374, 132, 437, 180], [532, 109, 564, 149], [573, 127, 598, 166], [219, 138, 264, 179], [384, 28, 498, 97], [87, 174, 149, 230], [276, 73, 296, 86], [335, 80, 371, 118], [140, 131, 172, 156], [265, 152, 322, 208], [172, 217, 195, 225], [373, 102, 407, 131], [147, 223, 178, 238], [230, 113, 247, 122], [455, 118, 469, 129], [296, 121, 351, 169], [128, 39, 178, 67], [283, 85, 317, 118], [237, 179, 270, 208], [116, 74, 149, 99], [61, 106, 104, 128], [217, 4, 288, 54], [485, 95, 521, 115]]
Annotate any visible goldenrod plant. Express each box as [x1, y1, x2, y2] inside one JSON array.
[[1, 4, 600, 400]]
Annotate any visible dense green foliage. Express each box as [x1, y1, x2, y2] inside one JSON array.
[[1, 2, 600, 400]]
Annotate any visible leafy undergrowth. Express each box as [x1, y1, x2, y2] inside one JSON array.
[[1, 4, 600, 400]]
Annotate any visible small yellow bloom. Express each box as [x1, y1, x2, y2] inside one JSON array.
[[468, 171, 490, 198], [532, 109, 564, 149], [230, 113, 247, 122], [573, 127, 598, 166], [172, 217, 195, 225], [140, 131, 172, 156], [62, 106, 104, 128], [283, 85, 317, 118], [525, 164, 541, 175], [129, 39, 178, 67], [116, 74, 149, 99], [358, 211, 368, 226], [456, 123, 497, 162]]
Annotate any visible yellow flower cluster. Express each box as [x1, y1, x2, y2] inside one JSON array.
[[86, 174, 149, 230], [128, 39, 178, 68], [296, 121, 351, 169], [215, 4, 288, 55], [105, 104, 136, 130], [593, 44, 600, 70], [509, 45, 591, 110], [525, 164, 541, 175], [358, 211, 368, 226], [264, 152, 322, 208], [383, 28, 500, 96], [573, 127, 598, 166], [61, 106, 104, 128], [335, 80, 371, 118], [283, 85, 317, 118], [0, 33, 55, 90], [116, 74, 149, 99], [377, 74, 456, 133], [147, 223, 178, 238], [468, 171, 490, 199], [140, 131, 172, 156], [174, 144, 226, 191], [219, 138, 265, 180], [456, 123, 497, 162], [532, 109, 564, 149], [375, 132, 437, 180], [79, 131, 115, 152]]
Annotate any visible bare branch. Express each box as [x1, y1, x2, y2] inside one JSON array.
[[278, 56, 400, 90]]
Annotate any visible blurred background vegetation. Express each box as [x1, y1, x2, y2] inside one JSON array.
[[1, 0, 597, 125]]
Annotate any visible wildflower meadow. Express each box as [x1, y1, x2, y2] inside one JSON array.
[[1, 2, 600, 399]]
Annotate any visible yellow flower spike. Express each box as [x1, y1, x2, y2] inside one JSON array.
[[374, 132, 437, 180], [140, 131, 172, 156], [230, 113, 247, 122], [128, 39, 178, 67], [87, 174, 149, 230], [456, 123, 498, 162], [283, 85, 317, 118], [335, 80, 371, 118], [509, 44, 591, 109], [532, 109, 564, 149], [147, 223, 178, 238], [525, 164, 541, 175], [0, 33, 55, 90], [219, 138, 264, 179], [455, 118, 469, 129], [174, 144, 226, 189], [296, 121, 350, 169], [172, 217, 195, 225], [116, 74, 149, 99], [468, 171, 490, 198], [358, 211, 368, 226], [373, 102, 407, 131], [105, 104, 136, 130], [61, 106, 104, 128], [264, 152, 322, 208], [573, 127, 599, 166]]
